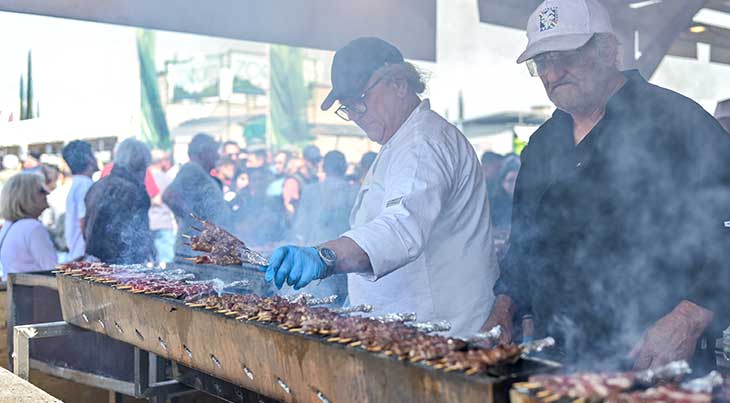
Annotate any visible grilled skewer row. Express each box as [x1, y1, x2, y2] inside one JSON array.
[[516, 370, 714, 403], [186, 293, 522, 374], [56, 263, 215, 301], [611, 385, 712, 403], [58, 263, 524, 375], [520, 372, 638, 402]]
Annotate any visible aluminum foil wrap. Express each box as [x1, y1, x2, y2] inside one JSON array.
[[285, 293, 338, 306], [467, 325, 502, 344], [285, 293, 314, 303], [681, 371, 723, 394], [374, 312, 417, 323], [519, 337, 555, 356], [410, 320, 452, 333], [240, 247, 269, 267], [332, 304, 374, 314], [635, 361, 691, 385], [304, 295, 339, 306], [187, 279, 251, 295], [104, 265, 196, 281]]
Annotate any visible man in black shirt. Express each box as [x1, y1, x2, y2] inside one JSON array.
[[163, 133, 230, 258], [484, 0, 730, 370]]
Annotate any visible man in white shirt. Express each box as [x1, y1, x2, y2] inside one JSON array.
[[264, 37, 498, 337], [61, 140, 98, 261]]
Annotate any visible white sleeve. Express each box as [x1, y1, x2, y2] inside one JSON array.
[[342, 140, 452, 280], [28, 224, 58, 271]]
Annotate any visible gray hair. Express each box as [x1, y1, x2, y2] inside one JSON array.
[[376, 62, 428, 95], [114, 138, 151, 175], [589, 33, 621, 69]]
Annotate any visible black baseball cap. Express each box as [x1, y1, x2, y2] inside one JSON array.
[[320, 37, 404, 111]]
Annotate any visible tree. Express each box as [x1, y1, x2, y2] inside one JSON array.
[[19, 51, 37, 120]]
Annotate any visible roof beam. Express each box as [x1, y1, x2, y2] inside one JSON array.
[[705, 0, 730, 14], [0, 0, 437, 60], [634, 0, 708, 77], [477, 0, 540, 30]]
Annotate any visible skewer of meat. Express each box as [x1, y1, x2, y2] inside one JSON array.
[[611, 385, 712, 403], [524, 361, 693, 402], [183, 214, 269, 267]]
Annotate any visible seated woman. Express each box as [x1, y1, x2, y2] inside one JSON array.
[[0, 173, 57, 279]]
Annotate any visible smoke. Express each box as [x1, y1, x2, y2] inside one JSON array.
[[85, 165, 155, 265], [509, 67, 730, 371]]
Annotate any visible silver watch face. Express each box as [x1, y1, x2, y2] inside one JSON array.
[[319, 247, 336, 265]]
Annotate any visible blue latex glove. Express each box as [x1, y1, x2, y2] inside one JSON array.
[[264, 246, 327, 290]]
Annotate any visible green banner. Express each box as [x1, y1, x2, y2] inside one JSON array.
[[137, 30, 171, 151], [268, 44, 312, 146]]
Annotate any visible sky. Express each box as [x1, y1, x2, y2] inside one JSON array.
[[0, 11, 138, 129], [1, 0, 729, 131]]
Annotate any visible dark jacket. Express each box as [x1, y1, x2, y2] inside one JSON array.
[[163, 162, 231, 258], [84, 165, 155, 264], [293, 176, 358, 245], [494, 71, 730, 365], [230, 191, 287, 247]]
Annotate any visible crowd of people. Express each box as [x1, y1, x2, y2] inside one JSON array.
[[7, 0, 730, 375], [0, 136, 401, 278], [0, 131, 521, 307]]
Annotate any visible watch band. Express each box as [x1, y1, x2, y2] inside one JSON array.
[[315, 246, 337, 278]]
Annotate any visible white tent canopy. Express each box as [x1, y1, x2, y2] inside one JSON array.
[[0, 116, 134, 148], [0, 0, 437, 60]]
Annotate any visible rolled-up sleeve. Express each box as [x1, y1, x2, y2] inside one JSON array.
[[343, 140, 452, 280]]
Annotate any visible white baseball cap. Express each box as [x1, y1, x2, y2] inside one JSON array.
[[517, 0, 614, 64], [715, 99, 730, 119]]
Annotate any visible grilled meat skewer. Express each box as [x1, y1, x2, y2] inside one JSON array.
[[184, 214, 268, 267]]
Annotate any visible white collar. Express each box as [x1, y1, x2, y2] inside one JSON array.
[[381, 99, 430, 150]]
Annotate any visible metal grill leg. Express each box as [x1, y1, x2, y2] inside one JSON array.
[[12, 321, 76, 380], [12, 326, 30, 380], [108, 391, 124, 403]]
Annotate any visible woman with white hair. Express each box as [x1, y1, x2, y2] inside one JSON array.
[[83, 138, 155, 264], [0, 173, 57, 279]]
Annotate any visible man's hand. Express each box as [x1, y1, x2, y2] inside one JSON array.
[[265, 246, 327, 290], [480, 294, 516, 345], [629, 300, 714, 370]]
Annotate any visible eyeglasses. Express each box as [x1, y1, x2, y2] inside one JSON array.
[[526, 48, 585, 77], [335, 76, 387, 121]]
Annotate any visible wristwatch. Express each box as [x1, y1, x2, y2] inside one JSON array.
[[315, 246, 337, 278]]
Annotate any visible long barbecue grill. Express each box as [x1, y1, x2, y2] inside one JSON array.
[[53, 262, 559, 403]]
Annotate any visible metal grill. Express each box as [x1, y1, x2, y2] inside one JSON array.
[[57, 272, 557, 403]]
